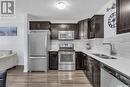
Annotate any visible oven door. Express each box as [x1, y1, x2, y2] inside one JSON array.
[[58, 51, 75, 65]]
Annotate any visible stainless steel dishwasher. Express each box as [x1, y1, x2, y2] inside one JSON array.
[[101, 64, 130, 87]]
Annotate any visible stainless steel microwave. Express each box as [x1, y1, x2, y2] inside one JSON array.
[[58, 31, 74, 40]]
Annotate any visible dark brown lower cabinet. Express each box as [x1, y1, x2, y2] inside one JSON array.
[[86, 56, 93, 84], [83, 54, 88, 73], [86, 56, 101, 87], [49, 51, 58, 70], [92, 59, 100, 87], [76, 52, 87, 70], [76, 52, 84, 70]]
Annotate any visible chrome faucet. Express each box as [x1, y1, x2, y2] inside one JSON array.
[[103, 43, 116, 55]]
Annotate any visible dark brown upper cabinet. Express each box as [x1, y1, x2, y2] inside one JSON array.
[[30, 21, 51, 30], [88, 15, 104, 39], [117, 0, 130, 34], [78, 19, 89, 39], [50, 23, 79, 40]]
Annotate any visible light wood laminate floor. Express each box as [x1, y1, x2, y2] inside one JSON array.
[[7, 67, 93, 87]]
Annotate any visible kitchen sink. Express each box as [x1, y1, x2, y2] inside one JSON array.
[[92, 53, 117, 59]]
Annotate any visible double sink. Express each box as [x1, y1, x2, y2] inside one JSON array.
[[92, 53, 117, 59]]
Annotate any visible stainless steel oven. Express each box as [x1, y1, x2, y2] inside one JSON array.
[[58, 43, 75, 70]]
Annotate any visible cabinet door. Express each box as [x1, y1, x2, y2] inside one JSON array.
[[30, 22, 41, 29], [76, 52, 84, 70], [88, 15, 104, 39], [50, 24, 59, 40], [82, 53, 88, 70], [83, 19, 89, 39], [69, 24, 79, 39], [86, 57, 93, 85], [83, 54, 88, 71], [93, 59, 100, 87], [117, 0, 130, 34], [30, 21, 50, 30], [89, 18, 95, 39], [78, 20, 89, 39], [94, 16, 104, 38], [40, 22, 50, 29], [79, 21, 84, 39], [49, 51, 58, 70]]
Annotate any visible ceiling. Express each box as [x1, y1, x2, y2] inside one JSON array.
[[16, 0, 109, 23]]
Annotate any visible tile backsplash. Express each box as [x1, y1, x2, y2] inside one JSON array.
[[90, 33, 130, 59], [50, 39, 89, 51]]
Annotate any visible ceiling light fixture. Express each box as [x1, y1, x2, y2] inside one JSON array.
[[56, 1, 66, 10]]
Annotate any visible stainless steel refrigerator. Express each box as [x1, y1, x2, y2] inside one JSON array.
[[29, 30, 50, 72]]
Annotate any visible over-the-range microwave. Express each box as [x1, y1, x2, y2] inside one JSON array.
[[58, 31, 74, 40]]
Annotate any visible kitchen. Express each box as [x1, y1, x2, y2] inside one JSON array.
[[0, 0, 130, 87]]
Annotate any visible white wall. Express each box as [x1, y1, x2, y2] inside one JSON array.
[[97, 0, 116, 38], [0, 13, 28, 68]]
